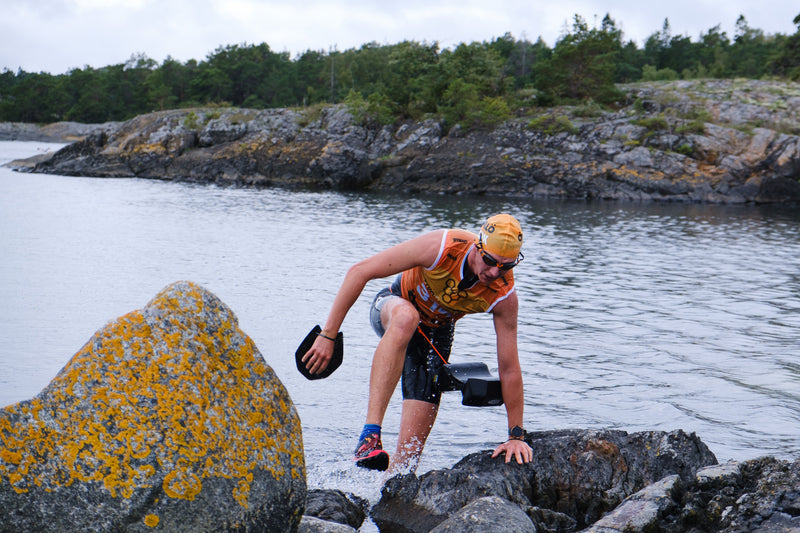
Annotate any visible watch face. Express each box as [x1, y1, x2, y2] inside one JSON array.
[[510, 426, 524, 438]]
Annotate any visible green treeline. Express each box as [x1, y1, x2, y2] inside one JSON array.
[[2, 13, 799, 127]]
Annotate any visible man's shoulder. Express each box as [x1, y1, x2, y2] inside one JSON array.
[[446, 228, 477, 245]]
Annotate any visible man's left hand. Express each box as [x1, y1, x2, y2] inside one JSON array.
[[491, 438, 533, 464]]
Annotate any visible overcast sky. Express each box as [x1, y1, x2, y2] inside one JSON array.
[[2, 0, 798, 75]]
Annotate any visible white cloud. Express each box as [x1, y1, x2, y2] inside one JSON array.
[[1, 0, 797, 74], [73, 0, 152, 8]]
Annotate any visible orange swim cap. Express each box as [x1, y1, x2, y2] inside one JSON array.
[[479, 214, 523, 258]]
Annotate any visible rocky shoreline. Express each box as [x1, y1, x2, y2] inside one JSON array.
[[2, 281, 799, 532], [328, 430, 800, 533], [0, 121, 118, 143], [5, 79, 800, 204]]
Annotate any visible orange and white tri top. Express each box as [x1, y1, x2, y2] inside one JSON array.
[[398, 229, 515, 327]]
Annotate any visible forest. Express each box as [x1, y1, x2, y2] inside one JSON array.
[[1, 13, 799, 127]]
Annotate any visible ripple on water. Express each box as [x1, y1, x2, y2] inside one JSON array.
[[1, 142, 799, 493]]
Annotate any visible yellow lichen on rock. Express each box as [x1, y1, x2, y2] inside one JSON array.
[[163, 468, 202, 500], [0, 281, 305, 530]]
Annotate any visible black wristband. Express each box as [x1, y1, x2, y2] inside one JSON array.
[[317, 332, 336, 342]]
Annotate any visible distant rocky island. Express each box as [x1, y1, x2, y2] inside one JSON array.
[[4, 79, 800, 204]]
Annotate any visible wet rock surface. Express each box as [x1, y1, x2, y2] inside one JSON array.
[[370, 428, 717, 532], [8, 79, 800, 204], [303, 489, 369, 530], [308, 430, 800, 532]]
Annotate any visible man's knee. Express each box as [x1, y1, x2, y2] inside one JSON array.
[[383, 300, 420, 336]]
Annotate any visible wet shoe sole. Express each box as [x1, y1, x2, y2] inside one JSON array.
[[355, 450, 390, 471]]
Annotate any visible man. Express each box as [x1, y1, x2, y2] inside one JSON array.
[[302, 214, 533, 472]]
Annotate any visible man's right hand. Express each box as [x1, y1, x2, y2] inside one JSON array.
[[491, 438, 533, 464], [302, 334, 334, 375]]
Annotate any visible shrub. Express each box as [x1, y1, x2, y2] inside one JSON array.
[[474, 96, 511, 128], [295, 103, 326, 127], [633, 114, 669, 131], [676, 120, 706, 135], [344, 90, 395, 126], [438, 79, 510, 129], [183, 112, 199, 130], [527, 113, 578, 135], [573, 99, 606, 118], [641, 65, 679, 81]]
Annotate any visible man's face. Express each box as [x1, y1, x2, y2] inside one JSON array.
[[472, 244, 518, 284]]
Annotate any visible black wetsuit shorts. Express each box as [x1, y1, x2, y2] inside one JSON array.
[[370, 276, 455, 405]]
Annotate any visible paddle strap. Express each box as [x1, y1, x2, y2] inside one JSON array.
[[416, 326, 449, 365]]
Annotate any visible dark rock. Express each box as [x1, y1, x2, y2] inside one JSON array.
[[305, 489, 368, 529], [370, 429, 717, 532], [582, 474, 681, 532], [429, 496, 536, 532], [754, 174, 800, 203], [528, 506, 578, 532], [298, 516, 357, 532], [4, 150, 59, 170], [659, 457, 800, 532], [0, 281, 306, 532], [366, 433, 800, 532]]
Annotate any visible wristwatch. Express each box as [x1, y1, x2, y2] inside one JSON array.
[[508, 425, 525, 440]]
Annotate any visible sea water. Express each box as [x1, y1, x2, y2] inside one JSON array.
[[1, 140, 799, 516]]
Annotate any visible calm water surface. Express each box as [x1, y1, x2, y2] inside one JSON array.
[[2, 140, 799, 505]]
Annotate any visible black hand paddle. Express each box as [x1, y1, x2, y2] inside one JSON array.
[[295, 325, 343, 380], [437, 362, 504, 407], [416, 325, 503, 407]]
